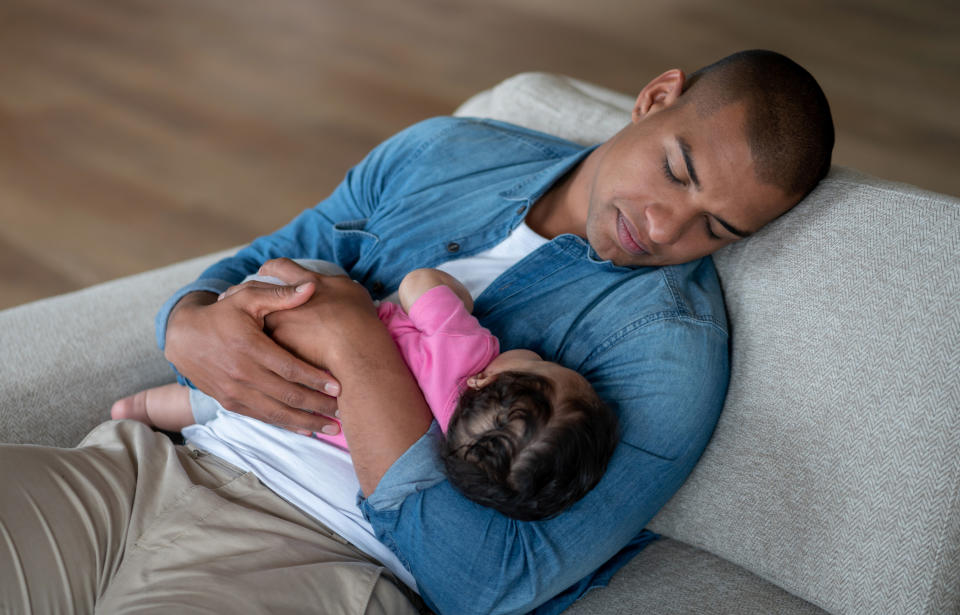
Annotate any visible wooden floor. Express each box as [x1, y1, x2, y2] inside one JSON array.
[[1, 0, 958, 309]]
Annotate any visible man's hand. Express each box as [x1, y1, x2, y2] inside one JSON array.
[[257, 258, 433, 494], [163, 278, 343, 435]]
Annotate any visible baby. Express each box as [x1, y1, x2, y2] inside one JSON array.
[[113, 261, 619, 521]]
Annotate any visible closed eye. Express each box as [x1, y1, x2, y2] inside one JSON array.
[[704, 217, 722, 240], [661, 158, 685, 186]]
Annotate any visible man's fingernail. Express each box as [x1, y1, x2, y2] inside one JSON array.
[[324, 382, 340, 396], [334, 410, 341, 418], [321, 424, 340, 435], [296, 428, 313, 436], [296, 283, 308, 293]]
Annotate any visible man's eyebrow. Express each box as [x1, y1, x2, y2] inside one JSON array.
[[677, 136, 700, 190], [676, 135, 752, 238]]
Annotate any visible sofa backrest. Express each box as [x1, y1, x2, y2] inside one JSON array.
[[456, 72, 960, 615]]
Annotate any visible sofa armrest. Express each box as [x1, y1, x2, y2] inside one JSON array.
[[0, 249, 234, 447]]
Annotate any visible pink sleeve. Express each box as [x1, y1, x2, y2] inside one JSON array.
[[312, 422, 349, 450], [402, 286, 499, 433]]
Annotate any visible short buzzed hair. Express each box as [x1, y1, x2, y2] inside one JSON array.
[[682, 49, 834, 198]]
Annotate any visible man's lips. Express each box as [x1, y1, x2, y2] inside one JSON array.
[[616, 211, 649, 256]]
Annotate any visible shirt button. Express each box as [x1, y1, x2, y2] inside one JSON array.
[[516, 205, 527, 215], [371, 281, 384, 293], [446, 242, 460, 253]]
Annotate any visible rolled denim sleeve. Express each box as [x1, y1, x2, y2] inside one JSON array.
[[360, 422, 447, 513], [359, 315, 729, 615]]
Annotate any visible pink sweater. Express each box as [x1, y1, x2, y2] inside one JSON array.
[[315, 285, 499, 449]]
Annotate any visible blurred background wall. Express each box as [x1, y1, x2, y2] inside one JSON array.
[[1, 0, 957, 309]]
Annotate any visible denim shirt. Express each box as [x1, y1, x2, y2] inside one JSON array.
[[156, 117, 730, 615]]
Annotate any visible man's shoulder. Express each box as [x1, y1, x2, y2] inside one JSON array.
[[570, 255, 728, 330], [486, 253, 729, 375], [655, 257, 728, 325], [393, 116, 585, 159], [368, 117, 587, 197], [564, 256, 729, 350]]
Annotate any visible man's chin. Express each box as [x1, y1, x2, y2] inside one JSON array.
[[608, 253, 656, 268]]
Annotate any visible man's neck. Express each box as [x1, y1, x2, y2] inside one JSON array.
[[526, 158, 590, 240]]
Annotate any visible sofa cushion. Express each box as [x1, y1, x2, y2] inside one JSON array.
[[564, 538, 826, 615], [455, 72, 634, 146], [456, 73, 960, 615], [652, 169, 960, 615], [0, 249, 233, 446]]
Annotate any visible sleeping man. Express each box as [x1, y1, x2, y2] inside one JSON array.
[[0, 49, 833, 614]]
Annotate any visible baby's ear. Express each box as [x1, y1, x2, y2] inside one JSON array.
[[467, 372, 492, 389]]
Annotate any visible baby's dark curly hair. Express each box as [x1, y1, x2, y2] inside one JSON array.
[[440, 370, 619, 521]]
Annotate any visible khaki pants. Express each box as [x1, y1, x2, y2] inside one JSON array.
[[0, 420, 424, 614]]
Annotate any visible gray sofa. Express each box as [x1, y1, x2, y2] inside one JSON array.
[[1, 74, 957, 615]]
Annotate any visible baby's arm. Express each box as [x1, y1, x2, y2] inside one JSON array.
[[398, 268, 473, 314]]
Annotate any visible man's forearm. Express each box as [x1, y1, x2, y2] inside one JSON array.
[[326, 316, 432, 495], [263, 271, 433, 493]]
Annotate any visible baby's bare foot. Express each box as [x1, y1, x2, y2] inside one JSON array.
[[111, 391, 151, 425]]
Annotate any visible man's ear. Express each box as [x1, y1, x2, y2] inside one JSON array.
[[632, 69, 685, 122]]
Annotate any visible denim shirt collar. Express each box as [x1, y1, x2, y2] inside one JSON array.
[[500, 143, 622, 266], [499, 143, 600, 204]]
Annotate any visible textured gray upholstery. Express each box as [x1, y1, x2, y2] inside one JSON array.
[[650, 169, 960, 615], [2, 73, 957, 614], [0, 249, 232, 446], [565, 538, 826, 615]]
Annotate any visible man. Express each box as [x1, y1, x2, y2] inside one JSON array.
[[0, 50, 833, 614]]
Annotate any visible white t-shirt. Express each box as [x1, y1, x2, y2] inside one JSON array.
[[183, 222, 547, 592]]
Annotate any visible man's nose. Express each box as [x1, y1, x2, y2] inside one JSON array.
[[645, 204, 689, 245]]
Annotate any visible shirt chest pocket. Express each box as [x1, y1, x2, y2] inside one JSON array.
[[332, 219, 380, 270]]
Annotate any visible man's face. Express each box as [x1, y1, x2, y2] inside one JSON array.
[[582, 98, 796, 267]]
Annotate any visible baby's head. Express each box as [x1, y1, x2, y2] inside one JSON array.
[[440, 349, 619, 521]]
